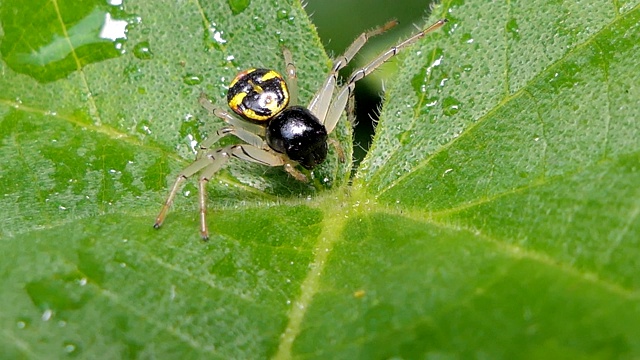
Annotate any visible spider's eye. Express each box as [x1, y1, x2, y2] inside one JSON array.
[[227, 68, 290, 122]]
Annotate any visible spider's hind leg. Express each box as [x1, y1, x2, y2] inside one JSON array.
[[195, 145, 302, 239], [308, 20, 398, 122]]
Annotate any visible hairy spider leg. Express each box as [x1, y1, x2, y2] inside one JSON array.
[[324, 19, 448, 133], [282, 48, 298, 106], [155, 97, 286, 235], [155, 143, 302, 240], [195, 144, 300, 239], [308, 20, 399, 122], [153, 94, 298, 238]]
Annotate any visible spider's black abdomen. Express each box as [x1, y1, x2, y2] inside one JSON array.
[[266, 106, 328, 170]]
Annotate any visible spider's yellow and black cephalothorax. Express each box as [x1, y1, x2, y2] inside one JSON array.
[[154, 18, 448, 239], [227, 68, 290, 122]]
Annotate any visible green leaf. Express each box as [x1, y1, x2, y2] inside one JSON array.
[[1, 0, 639, 358]]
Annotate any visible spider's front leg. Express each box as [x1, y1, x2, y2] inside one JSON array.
[[196, 145, 307, 239], [154, 143, 304, 240]]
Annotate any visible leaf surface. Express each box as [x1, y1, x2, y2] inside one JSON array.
[[1, 0, 639, 358]]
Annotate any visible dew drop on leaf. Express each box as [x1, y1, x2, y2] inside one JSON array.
[[228, 0, 250, 15], [183, 73, 203, 85], [132, 41, 154, 60], [442, 96, 461, 116]]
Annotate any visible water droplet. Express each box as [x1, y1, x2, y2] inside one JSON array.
[[460, 32, 474, 44], [429, 49, 445, 69], [547, 63, 580, 92], [228, 0, 251, 15], [136, 119, 152, 135], [133, 41, 153, 60], [506, 18, 520, 39], [64, 342, 79, 354], [276, 9, 289, 21], [183, 73, 203, 85], [206, 22, 228, 50], [442, 97, 461, 116], [252, 16, 265, 31], [41, 309, 53, 321], [425, 97, 438, 108], [179, 118, 202, 151], [26, 276, 89, 313], [99, 13, 128, 41], [123, 63, 143, 81], [81, 92, 93, 102]]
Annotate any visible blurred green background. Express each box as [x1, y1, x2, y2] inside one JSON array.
[[305, 0, 437, 162]]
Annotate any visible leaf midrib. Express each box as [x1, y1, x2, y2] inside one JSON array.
[[5, 181, 638, 357], [272, 179, 640, 357], [273, 190, 352, 359]]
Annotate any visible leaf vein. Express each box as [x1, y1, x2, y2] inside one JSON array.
[[51, 0, 102, 126], [373, 6, 635, 197], [1, 328, 38, 359], [600, 190, 640, 264], [139, 250, 258, 303], [400, 211, 640, 298], [99, 288, 217, 354]]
